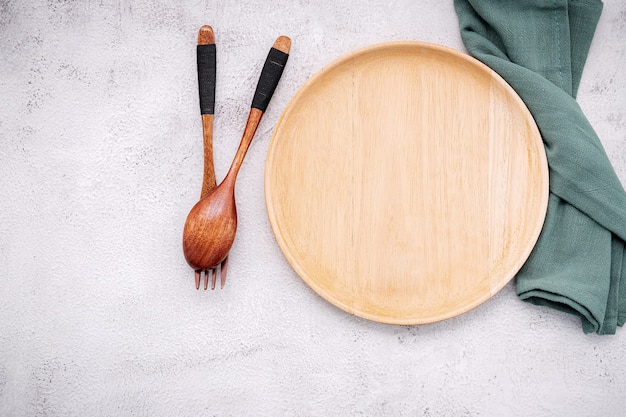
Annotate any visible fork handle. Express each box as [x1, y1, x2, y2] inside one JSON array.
[[251, 36, 290, 112], [197, 26, 217, 197], [197, 41, 216, 115]]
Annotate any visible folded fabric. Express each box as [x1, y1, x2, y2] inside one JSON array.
[[454, 0, 626, 334]]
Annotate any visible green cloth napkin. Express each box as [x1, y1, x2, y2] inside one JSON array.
[[454, 0, 626, 334]]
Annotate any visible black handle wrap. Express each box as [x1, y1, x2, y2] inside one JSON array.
[[197, 44, 216, 115], [251, 47, 289, 112]]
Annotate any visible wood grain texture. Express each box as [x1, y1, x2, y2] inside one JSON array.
[[197, 25, 214, 44], [182, 109, 263, 271], [264, 42, 549, 325], [200, 114, 217, 198], [273, 36, 291, 54], [183, 172, 237, 269]]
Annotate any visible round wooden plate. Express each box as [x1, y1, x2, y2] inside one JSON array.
[[265, 42, 548, 325]]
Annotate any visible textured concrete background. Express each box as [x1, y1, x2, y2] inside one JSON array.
[[1, 1, 625, 416]]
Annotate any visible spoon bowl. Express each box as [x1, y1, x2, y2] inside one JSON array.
[[183, 177, 237, 270]]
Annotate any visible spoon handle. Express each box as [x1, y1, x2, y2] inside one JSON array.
[[197, 25, 217, 198], [225, 36, 291, 183], [251, 36, 291, 112]]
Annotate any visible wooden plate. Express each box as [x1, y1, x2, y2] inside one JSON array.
[[265, 42, 548, 324]]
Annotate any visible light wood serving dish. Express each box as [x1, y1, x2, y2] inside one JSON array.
[[265, 42, 548, 325]]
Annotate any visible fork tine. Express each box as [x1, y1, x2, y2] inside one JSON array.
[[194, 270, 201, 290], [204, 270, 209, 290], [220, 256, 228, 289], [211, 268, 217, 290]]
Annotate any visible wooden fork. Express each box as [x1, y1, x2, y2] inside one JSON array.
[[195, 25, 228, 290]]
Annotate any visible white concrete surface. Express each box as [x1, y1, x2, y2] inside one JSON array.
[[1, 1, 625, 416]]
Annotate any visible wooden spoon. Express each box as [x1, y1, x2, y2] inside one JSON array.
[[182, 36, 291, 286]]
